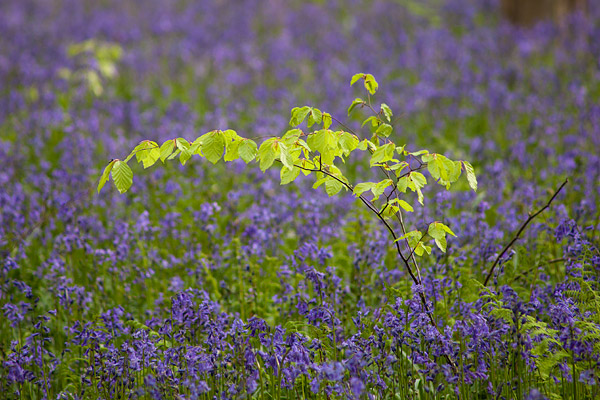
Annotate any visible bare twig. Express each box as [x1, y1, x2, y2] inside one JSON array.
[[483, 179, 569, 286]]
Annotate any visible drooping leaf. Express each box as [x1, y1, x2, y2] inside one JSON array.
[[199, 131, 225, 164], [375, 123, 393, 137], [290, 106, 311, 126], [338, 132, 359, 156], [280, 166, 301, 185], [362, 116, 379, 128], [238, 139, 258, 163], [325, 178, 343, 196], [427, 222, 456, 253], [97, 160, 116, 193], [322, 112, 332, 130], [176, 138, 192, 165], [363, 74, 378, 95], [258, 138, 278, 172], [224, 138, 240, 162], [350, 73, 365, 86], [381, 103, 393, 122], [111, 160, 133, 194], [370, 143, 395, 166], [347, 98, 365, 116], [353, 182, 376, 197], [396, 199, 414, 212], [159, 140, 176, 162], [277, 142, 293, 169], [462, 160, 478, 192], [307, 108, 323, 128], [371, 179, 393, 200]]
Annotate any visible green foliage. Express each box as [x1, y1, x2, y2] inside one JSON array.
[[110, 160, 133, 194], [60, 39, 123, 96], [99, 74, 477, 266]]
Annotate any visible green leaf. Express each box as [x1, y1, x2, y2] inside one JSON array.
[[350, 73, 365, 86], [428, 222, 456, 253], [280, 166, 301, 185], [462, 161, 478, 192], [224, 139, 240, 162], [307, 108, 323, 128], [396, 199, 414, 212], [381, 103, 393, 122], [372, 179, 393, 201], [407, 149, 429, 157], [370, 143, 395, 166], [307, 129, 337, 165], [159, 140, 175, 162], [290, 106, 311, 126], [277, 142, 293, 169], [347, 98, 365, 116], [322, 112, 332, 130], [167, 149, 181, 160], [258, 138, 278, 172], [407, 172, 427, 205], [380, 204, 399, 219], [338, 132, 359, 156], [97, 160, 116, 193], [361, 116, 379, 128], [111, 160, 133, 194], [325, 179, 343, 196], [356, 139, 369, 151], [238, 139, 258, 163], [353, 182, 376, 197], [176, 138, 192, 165], [364, 74, 378, 95], [375, 123, 393, 137], [199, 131, 225, 164]]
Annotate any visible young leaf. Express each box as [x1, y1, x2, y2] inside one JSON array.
[[407, 172, 427, 205], [322, 112, 332, 130], [224, 138, 240, 162], [353, 182, 376, 197], [258, 138, 278, 172], [290, 106, 311, 126], [362, 116, 379, 128], [159, 140, 175, 162], [372, 179, 393, 200], [97, 160, 116, 193], [396, 199, 414, 212], [338, 132, 359, 156], [427, 222, 455, 253], [280, 166, 301, 185], [461, 161, 478, 192], [307, 108, 323, 128], [347, 98, 365, 116], [350, 73, 365, 86], [277, 142, 293, 170], [200, 131, 225, 164], [370, 142, 395, 166], [375, 123, 393, 137], [325, 178, 343, 196], [238, 139, 258, 163], [176, 138, 192, 165], [364, 74, 378, 95], [380, 204, 399, 219], [111, 160, 133, 194], [381, 103, 393, 122]]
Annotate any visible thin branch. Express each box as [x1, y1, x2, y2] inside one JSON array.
[[483, 178, 569, 286]]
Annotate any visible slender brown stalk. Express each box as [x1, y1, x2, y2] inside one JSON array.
[[483, 178, 569, 286]]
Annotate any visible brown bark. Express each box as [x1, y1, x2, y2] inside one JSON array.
[[501, 0, 588, 26]]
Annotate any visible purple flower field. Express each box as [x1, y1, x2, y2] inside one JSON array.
[[1, 0, 599, 399]]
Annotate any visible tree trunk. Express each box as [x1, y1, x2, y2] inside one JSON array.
[[501, 0, 588, 26]]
